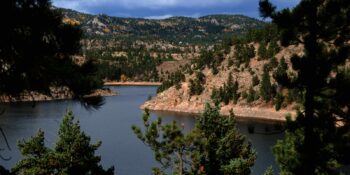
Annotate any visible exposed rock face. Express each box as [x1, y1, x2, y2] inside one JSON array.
[[142, 84, 292, 121], [142, 45, 303, 121]]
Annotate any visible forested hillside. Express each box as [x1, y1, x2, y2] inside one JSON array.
[[59, 8, 265, 81], [143, 24, 304, 120]]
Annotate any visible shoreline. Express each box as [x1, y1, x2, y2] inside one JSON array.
[[141, 99, 294, 122], [149, 108, 287, 123], [104, 81, 161, 86], [142, 107, 292, 122], [0, 88, 118, 103]]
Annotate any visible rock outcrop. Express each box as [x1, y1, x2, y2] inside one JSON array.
[[142, 45, 303, 121]]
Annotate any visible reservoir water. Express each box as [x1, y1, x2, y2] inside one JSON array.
[[0, 86, 283, 174]]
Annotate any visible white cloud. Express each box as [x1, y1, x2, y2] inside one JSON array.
[[144, 14, 174, 19]]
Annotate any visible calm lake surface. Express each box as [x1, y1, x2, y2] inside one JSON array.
[[0, 86, 283, 175]]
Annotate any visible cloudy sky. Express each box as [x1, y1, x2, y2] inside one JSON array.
[[52, 0, 300, 19]]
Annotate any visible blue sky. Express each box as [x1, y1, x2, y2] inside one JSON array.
[[52, 0, 300, 19]]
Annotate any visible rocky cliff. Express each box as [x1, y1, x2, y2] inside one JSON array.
[[142, 44, 304, 121]]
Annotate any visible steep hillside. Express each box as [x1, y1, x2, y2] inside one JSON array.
[[59, 8, 264, 44], [57, 8, 265, 81], [142, 27, 302, 121]]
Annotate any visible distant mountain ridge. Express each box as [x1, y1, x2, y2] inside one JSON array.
[[58, 8, 265, 44], [56, 7, 267, 82]]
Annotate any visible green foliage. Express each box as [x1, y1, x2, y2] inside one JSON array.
[[287, 88, 303, 104], [132, 109, 197, 174], [194, 47, 225, 74], [60, 9, 266, 46], [263, 166, 275, 175], [0, 0, 102, 100], [234, 42, 255, 67], [273, 129, 304, 175], [247, 86, 259, 103], [60, 8, 267, 83], [260, 0, 350, 174], [256, 30, 280, 60], [260, 64, 273, 102], [133, 105, 256, 175], [252, 75, 260, 87], [211, 74, 240, 105], [269, 57, 278, 68], [89, 47, 162, 81], [273, 57, 288, 84], [241, 91, 248, 99], [195, 104, 256, 175], [245, 24, 279, 43], [13, 111, 114, 175], [157, 70, 185, 93], [267, 40, 280, 58], [274, 92, 284, 111], [258, 41, 268, 60], [189, 72, 205, 96]]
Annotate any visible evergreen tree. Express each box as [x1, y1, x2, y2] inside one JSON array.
[[0, 0, 102, 101], [157, 70, 185, 93], [273, 57, 288, 83], [247, 86, 258, 103], [211, 88, 221, 105], [260, 0, 350, 174], [267, 39, 280, 58], [195, 104, 256, 175], [258, 41, 268, 60], [252, 75, 260, 87], [260, 64, 272, 102], [269, 56, 278, 68], [274, 92, 284, 111], [132, 109, 198, 175], [234, 42, 255, 67], [189, 72, 205, 96], [132, 105, 256, 175], [263, 166, 274, 175], [13, 111, 114, 175], [211, 74, 240, 105]]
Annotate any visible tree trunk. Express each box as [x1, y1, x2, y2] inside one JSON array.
[[303, 87, 316, 174], [177, 152, 183, 175]]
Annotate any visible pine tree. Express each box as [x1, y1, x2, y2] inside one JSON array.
[[273, 57, 288, 83], [260, 64, 272, 102], [269, 56, 278, 68], [189, 72, 205, 96], [247, 86, 258, 103], [0, 0, 103, 101], [252, 75, 260, 87], [13, 130, 54, 175], [132, 105, 256, 175], [195, 104, 256, 175], [258, 41, 268, 60], [263, 166, 274, 175], [260, 0, 350, 174], [267, 39, 280, 58], [132, 109, 198, 175], [13, 111, 114, 175], [274, 92, 284, 111]]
